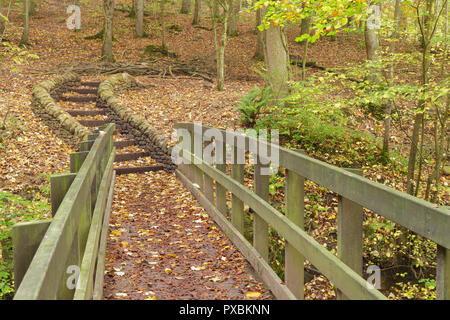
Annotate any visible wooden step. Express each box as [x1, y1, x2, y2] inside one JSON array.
[[115, 165, 165, 175], [60, 96, 97, 103], [81, 82, 101, 87], [114, 152, 150, 163], [71, 88, 98, 95], [67, 109, 107, 116], [78, 119, 109, 127], [114, 140, 136, 149]]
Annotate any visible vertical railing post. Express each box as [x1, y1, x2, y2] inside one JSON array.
[[437, 206, 450, 300], [285, 168, 305, 299], [12, 220, 52, 291], [203, 135, 214, 204], [51, 174, 77, 217], [337, 168, 364, 300], [231, 142, 245, 234], [215, 138, 227, 216], [191, 125, 204, 191], [253, 162, 269, 261]]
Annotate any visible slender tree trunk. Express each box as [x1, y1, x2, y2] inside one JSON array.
[[212, 0, 230, 91], [192, 0, 200, 25], [298, 17, 311, 45], [382, 0, 402, 162], [364, 3, 380, 62], [263, 25, 290, 101], [0, 0, 5, 36], [180, 0, 191, 14], [227, 0, 239, 36], [135, 0, 144, 37], [254, 8, 264, 60], [160, 0, 167, 50], [102, 0, 116, 62], [406, 0, 438, 195], [20, 0, 29, 45]]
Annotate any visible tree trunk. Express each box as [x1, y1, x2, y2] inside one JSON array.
[[20, 0, 29, 45], [192, 0, 200, 25], [381, 0, 402, 162], [227, 0, 239, 36], [254, 8, 264, 60], [212, 0, 230, 91], [102, 0, 116, 62], [364, 3, 380, 62], [406, 0, 437, 195], [180, 0, 190, 14], [263, 25, 290, 100], [0, 0, 5, 36], [160, 0, 167, 50], [298, 17, 311, 45], [135, 0, 144, 37]]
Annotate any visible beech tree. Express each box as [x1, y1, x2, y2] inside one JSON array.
[[209, 0, 231, 91], [192, 0, 201, 25], [254, 0, 365, 99], [20, 0, 30, 45], [0, 1, 6, 36], [180, 0, 191, 14], [135, 0, 144, 37], [102, 0, 116, 62], [227, 0, 239, 36]]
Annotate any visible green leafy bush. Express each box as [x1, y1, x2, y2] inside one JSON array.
[[0, 188, 51, 300], [252, 79, 379, 166]]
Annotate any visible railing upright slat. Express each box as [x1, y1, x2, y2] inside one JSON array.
[[337, 168, 364, 300], [253, 163, 269, 262], [215, 141, 227, 216], [437, 206, 450, 300], [285, 169, 305, 299], [231, 143, 245, 234]]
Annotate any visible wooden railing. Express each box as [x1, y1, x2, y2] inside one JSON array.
[[174, 122, 450, 300], [12, 123, 116, 300]]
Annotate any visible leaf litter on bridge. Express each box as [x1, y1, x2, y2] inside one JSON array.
[[104, 171, 273, 300]]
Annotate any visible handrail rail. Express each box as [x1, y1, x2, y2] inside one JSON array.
[[13, 124, 116, 300], [174, 122, 450, 300], [174, 123, 450, 248]]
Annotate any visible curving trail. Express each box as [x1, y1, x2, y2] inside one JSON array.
[[57, 79, 272, 300]]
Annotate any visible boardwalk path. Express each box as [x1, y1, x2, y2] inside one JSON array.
[[103, 171, 272, 300], [55, 79, 272, 300]]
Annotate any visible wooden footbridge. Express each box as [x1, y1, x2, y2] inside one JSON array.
[[9, 84, 450, 300]]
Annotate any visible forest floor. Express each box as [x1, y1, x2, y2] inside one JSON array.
[[0, 0, 448, 300]]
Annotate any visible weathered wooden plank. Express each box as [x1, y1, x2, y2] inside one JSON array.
[[93, 171, 116, 300], [13, 124, 116, 300], [74, 151, 115, 300], [114, 152, 149, 162], [12, 220, 52, 291], [51, 174, 76, 217], [337, 168, 364, 300], [80, 139, 96, 152], [215, 141, 227, 216], [437, 245, 450, 300], [78, 119, 109, 128], [67, 109, 107, 117], [253, 163, 269, 262], [437, 206, 450, 300], [178, 149, 386, 300], [177, 169, 296, 300], [70, 151, 89, 173], [115, 165, 165, 175], [114, 140, 135, 149], [285, 169, 305, 299], [231, 145, 245, 234]]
